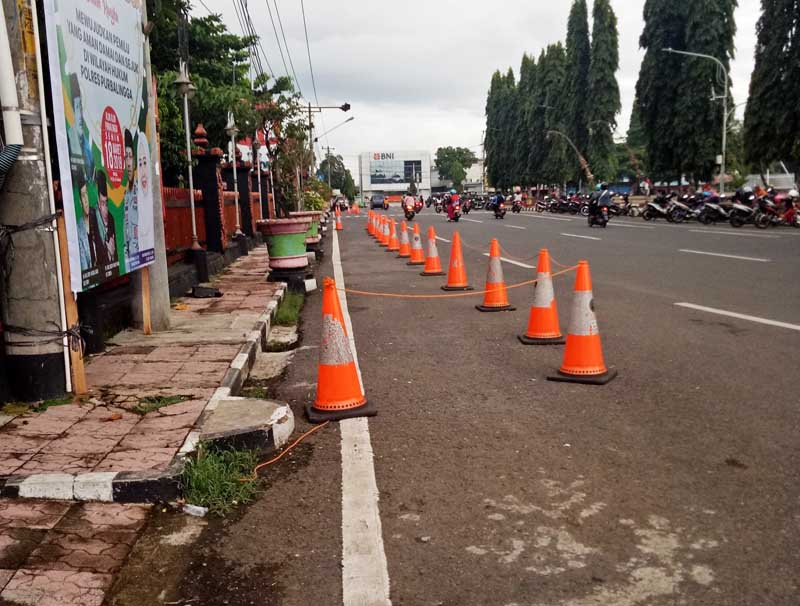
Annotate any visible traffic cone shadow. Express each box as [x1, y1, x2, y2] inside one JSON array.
[[307, 277, 376, 422], [420, 226, 445, 276], [476, 239, 516, 312], [397, 221, 411, 258], [407, 223, 425, 266], [547, 261, 617, 385], [441, 232, 473, 291], [519, 249, 565, 345]]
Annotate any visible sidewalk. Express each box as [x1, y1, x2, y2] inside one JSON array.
[[0, 246, 288, 502]]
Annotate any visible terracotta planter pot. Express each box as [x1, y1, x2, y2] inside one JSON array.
[[257, 218, 312, 270]]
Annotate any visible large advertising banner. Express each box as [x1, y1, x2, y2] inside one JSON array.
[[44, 0, 155, 292]]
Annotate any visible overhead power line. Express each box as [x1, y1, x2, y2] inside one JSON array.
[[272, 0, 304, 96], [299, 0, 328, 149], [263, 0, 294, 87]]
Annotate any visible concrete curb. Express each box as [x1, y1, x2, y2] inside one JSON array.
[[0, 283, 292, 504]]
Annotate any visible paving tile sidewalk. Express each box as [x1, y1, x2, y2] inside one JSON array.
[[0, 499, 149, 606], [0, 247, 284, 502]]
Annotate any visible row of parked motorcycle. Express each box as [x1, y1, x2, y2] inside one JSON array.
[[640, 189, 800, 228]]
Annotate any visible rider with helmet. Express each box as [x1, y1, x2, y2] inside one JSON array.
[[446, 188, 460, 221]]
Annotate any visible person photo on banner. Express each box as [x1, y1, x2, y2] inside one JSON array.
[[74, 170, 96, 271], [67, 73, 95, 186], [136, 135, 155, 263], [91, 173, 119, 276], [123, 129, 140, 265]]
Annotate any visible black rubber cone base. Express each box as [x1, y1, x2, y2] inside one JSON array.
[[547, 368, 618, 385], [442, 285, 473, 291], [518, 334, 566, 346], [476, 305, 517, 312], [306, 399, 377, 423], [397, 255, 411, 259], [407, 261, 425, 266], [420, 271, 446, 276]]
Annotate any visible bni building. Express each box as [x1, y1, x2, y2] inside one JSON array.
[[358, 151, 432, 199]]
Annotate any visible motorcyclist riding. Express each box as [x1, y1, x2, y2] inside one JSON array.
[[447, 188, 460, 221]]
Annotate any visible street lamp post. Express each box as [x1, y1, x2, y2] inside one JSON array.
[[547, 130, 595, 189], [173, 61, 201, 250], [253, 136, 264, 220], [225, 111, 242, 236], [663, 47, 729, 194]]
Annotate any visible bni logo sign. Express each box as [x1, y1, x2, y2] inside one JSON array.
[[373, 153, 394, 160]]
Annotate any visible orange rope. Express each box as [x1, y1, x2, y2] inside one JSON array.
[[338, 265, 578, 299], [244, 421, 331, 481]]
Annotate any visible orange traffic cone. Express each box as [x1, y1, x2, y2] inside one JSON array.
[[420, 226, 445, 276], [354, 204, 360, 216], [371, 213, 379, 238], [476, 239, 516, 312], [518, 249, 565, 345], [367, 211, 373, 235], [335, 211, 343, 231], [407, 223, 425, 266], [441, 232, 472, 291], [307, 278, 375, 422], [379, 216, 390, 247], [387, 219, 400, 252], [547, 261, 617, 385], [397, 221, 411, 258]]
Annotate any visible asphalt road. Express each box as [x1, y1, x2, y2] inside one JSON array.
[[148, 209, 800, 606]]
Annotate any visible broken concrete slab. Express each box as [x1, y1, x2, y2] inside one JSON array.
[[267, 326, 298, 351], [199, 398, 294, 452], [249, 351, 295, 382]]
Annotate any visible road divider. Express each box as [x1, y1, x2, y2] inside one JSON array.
[[679, 249, 770, 262], [674, 303, 800, 332]]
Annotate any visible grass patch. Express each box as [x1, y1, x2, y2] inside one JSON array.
[[133, 394, 193, 415], [182, 445, 260, 516], [1, 402, 31, 416], [239, 385, 269, 399], [274, 291, 304, 326], [39, 396, 74, 411]]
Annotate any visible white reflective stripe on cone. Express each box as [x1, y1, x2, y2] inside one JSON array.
[[411, 234, 422, 248], [320, 314, 354, 365], [486, 257, 504, 284], [532, 272, 554, 309], [567, 291, 599, 336], [399, 229, 409, 245], [426, 239, 438, 258]]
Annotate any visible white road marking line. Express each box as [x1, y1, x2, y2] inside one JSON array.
[[483, 253, 536, 269], [675, 303, 800, 332], [561, 233, 601, 241], [461, 218, 484, 223], [435, 236, 451, 243], [679, 249, 770, 263], [332, 229, 392, 606], [607, 222, 655, 230], [521, 214, 574, 222], [504, 224, 526, 230], [688, 229, 779, 239]]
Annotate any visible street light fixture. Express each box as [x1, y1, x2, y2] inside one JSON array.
[[313, 116, 354, 143], [173, 60, 201, 250], [225, 111, 243, 236], [547, 129, 595, 189], [662, 47, 730, 194]]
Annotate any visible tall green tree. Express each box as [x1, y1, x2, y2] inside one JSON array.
[[562, 0, 591, 179], [743, 0, 799, 168], [540, 43, 570, 185], [485, 71, 504, 188], [633, 0, 690, 180], [518, 54, 538, 186], [587, 0, 621, 182], [435, 147, 478, 190], [674, 0, 737, 182]]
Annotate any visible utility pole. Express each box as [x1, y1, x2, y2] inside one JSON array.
[[324, 146, 335, 190], [0, 0, 68, 400]]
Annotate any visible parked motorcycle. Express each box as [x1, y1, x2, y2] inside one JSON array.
[[642, 193, 675, 221], [434, 199, 443, 214], [535, 198, 548, 213], [512, 199, 522, 213], [697, 197, 730, 225], [729, 192, 757, 228]]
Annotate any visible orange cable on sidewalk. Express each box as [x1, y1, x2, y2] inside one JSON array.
[[246, 421, 331, 481]]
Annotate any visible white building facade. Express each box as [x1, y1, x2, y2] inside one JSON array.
[[359, 151, 432, 198]]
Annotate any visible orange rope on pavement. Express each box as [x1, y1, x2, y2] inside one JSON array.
[[244, 421, 331, 481], [338, 266, 578, 299]]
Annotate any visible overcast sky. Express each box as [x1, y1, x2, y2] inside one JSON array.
[[198, 0, 761, 176]]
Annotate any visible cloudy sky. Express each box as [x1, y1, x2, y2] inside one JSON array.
[[198, 0, 761, 175]]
